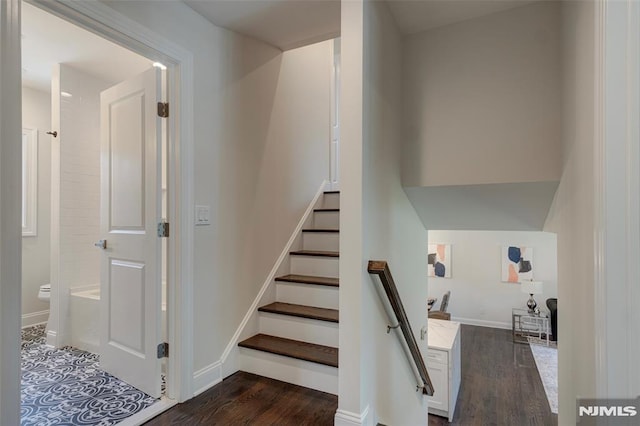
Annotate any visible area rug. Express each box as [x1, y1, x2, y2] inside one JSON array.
[[529, 339, 558, 414]]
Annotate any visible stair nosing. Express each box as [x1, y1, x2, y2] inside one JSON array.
[[275, 274, 339, 287], [302, 229, 339, 233], [238, 334, 338, 368], [323, 191, 340, 194], [258, 302, 339, 323], [314, 208, 340, 212], [290, 250, 339, 258]]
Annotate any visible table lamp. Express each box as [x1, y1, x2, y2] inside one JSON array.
[[521, 280, 543, 313]]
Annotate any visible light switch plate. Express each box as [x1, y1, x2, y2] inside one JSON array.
[[195, 205, 210, 226]]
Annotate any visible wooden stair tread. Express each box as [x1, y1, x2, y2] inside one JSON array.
[[290, 250, 339, 257], [314, 208, 339, 212], [275, 274, 339, 287], [259, 302, 339, 323], [238, 334, 338, 368], [302, 229, 339, 233]]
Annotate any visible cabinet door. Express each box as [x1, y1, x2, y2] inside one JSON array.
[[427, 360, 449, 413]]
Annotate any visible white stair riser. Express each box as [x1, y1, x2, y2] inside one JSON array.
[[303, 233, 339, 252], [238, 349, 338, 394], [313, 211, 339, 228], [290, 256, 339, 278], [322, 193, 340, 210], [276, 282, 339, 310], [259, 314, 339, 347]]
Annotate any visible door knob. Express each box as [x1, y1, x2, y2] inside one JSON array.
[[94, 240, 107, 249]]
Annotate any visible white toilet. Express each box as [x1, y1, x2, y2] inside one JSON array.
[[38, 284, 51, 303]]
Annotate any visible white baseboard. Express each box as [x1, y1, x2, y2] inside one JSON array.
[[192, 361, 222, 396], [451, 316, 511, 330], [21, 310, 49, 328], [46, 330, 57, 347], [335, 406, 371, 426]]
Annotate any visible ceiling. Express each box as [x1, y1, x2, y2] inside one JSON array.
[[22, 2, 153, 93], [184, 0, 341, 51], [183, 0, 535, 51], [20, 0, 541, 91], [387, 0, 536, 35]]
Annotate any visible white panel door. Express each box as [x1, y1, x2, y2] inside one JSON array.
[[99, 68, 162, 398]]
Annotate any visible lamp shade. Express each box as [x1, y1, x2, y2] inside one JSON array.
[[521, 280, 543, 295]]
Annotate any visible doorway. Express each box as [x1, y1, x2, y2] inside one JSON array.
[[16, 3, 191, 422], [21, 4, 166, 424]]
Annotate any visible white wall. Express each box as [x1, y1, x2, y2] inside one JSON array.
[[544, 1, 596, 423], [102, 1, 331, 379], [21, 87, 51, 326], [428, 230, 557, 329], [402, 2, 562, 188], [340, 1, 429, 424], [49, 65, 110, 346], [336, 0, 366, 422]]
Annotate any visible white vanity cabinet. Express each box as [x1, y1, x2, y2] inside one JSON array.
[[427, 320, 461, 422]]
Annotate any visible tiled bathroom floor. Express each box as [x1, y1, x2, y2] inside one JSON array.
[[21, 325, 159, 426]]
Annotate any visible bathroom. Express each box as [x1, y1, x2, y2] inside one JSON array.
[[20, 2, 168, 424]]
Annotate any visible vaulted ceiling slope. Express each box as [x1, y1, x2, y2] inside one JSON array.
[[405, 182, 560, 232], [184, 0, 341, 51]]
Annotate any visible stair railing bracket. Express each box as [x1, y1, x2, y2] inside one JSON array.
[[387, 324, 400, 334]]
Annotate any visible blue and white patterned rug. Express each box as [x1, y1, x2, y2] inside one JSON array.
[[529, 339, 558, 414], [21, 324, 159, 426]]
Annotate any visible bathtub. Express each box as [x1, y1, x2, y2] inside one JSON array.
[[70, 286, 167, 355]]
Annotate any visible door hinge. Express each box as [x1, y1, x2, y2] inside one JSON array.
[[157, 220, 169, 238], [157, 342, 169, 359], [157, 102, 169, 118]]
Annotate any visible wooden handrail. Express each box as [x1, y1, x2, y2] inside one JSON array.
[[368, 260, 434, 396]]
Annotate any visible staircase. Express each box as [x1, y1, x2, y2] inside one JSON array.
[[237, 190, 340, 394]]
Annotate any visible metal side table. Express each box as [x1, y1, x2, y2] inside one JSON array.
[[512, 308, 550, 346]]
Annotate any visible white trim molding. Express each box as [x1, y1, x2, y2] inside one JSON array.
[[334, 406, 371, 426], [594, 0, 640, 398], [21, 127, 37, 237], [116, 397, 178, 426], [220, 181, 328, 378], [29, 0, 195, 403], [451, 317, 510, 330], [593, 0, 607, 399], [21, 310, 49, 328], [192, 361, 222, 397], [46, 329, 57, 345], [0, 0, 26, 423]]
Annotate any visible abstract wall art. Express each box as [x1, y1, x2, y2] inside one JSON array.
[[428, 243, 451, 278], [502, 246, 533, 283]]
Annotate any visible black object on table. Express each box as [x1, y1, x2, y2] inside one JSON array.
[[546, 298, 557, 341]]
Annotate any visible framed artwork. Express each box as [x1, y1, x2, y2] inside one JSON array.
[[428, 244, 451, 278], [502, 246, 533, 283]]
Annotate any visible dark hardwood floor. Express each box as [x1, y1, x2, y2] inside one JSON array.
[[144, 325, 556, 425], [144, 371, 337, 425], [429, 325, 558, 426]]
